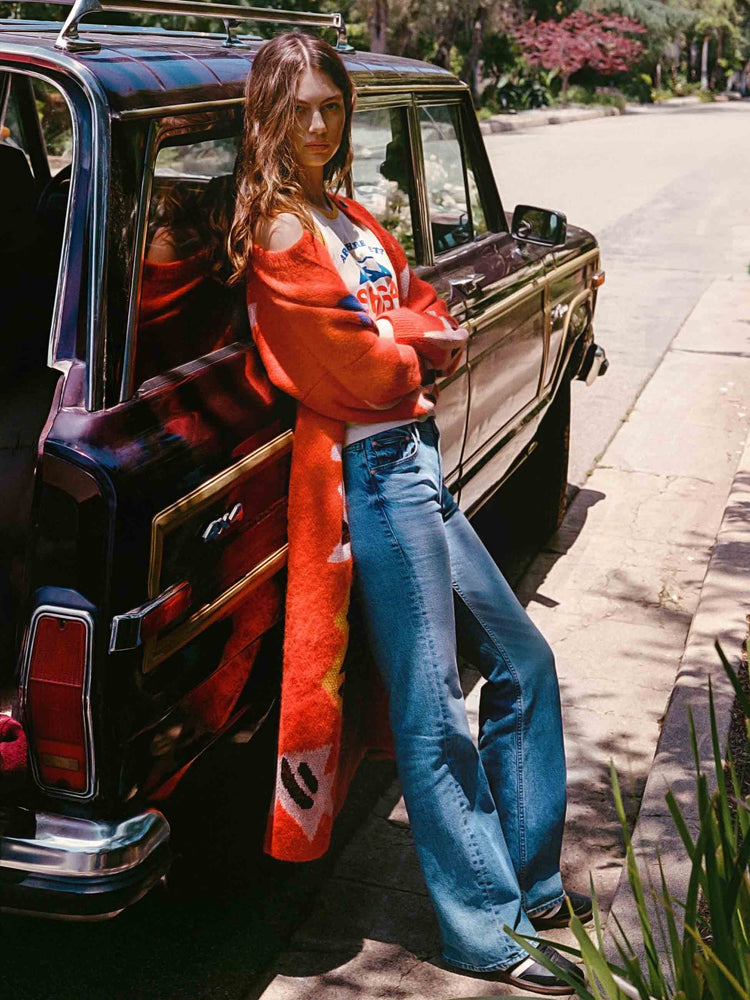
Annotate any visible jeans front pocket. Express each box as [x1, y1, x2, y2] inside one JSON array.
[[366, 424, 419, 473]]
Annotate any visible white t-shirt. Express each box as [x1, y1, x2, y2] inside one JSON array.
[[311, 203, 426, 447]]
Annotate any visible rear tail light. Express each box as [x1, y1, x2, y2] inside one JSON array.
[[21, 607, 94, 798]]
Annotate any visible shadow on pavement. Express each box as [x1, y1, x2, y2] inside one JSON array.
[[0, 483, 681, 998]]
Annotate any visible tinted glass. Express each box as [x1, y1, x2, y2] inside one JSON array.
[[133, 135, 247, 389], [419, 104, 486, 255], [1, 74, 73, 375], [32, 78, 73, 176], [351, 106, 416, 263]]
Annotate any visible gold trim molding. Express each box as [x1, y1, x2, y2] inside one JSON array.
[[148, 429, 292, 600]]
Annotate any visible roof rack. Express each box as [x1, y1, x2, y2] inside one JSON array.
[[49, 0, 349, 54]]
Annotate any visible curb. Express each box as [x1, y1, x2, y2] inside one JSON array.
[[479, 105, 621, 134], [478, 95, 706, 135], [605, 420, 750, 960]]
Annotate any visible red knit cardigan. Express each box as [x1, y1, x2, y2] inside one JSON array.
[[247, 195, 458, 861]]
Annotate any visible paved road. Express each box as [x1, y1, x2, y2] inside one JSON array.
[[483, 100, 750, 484], [3, 102, 749, 1000]]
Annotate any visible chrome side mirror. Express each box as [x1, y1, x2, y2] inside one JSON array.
[[511, 205, 567, 247]]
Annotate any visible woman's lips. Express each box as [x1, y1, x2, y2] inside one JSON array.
[[306, 142, 329, 149]]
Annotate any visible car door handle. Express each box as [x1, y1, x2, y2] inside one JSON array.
[[109, 581, 193, 652], [202, 502, 244, 544], [449, 274, 482, 302]]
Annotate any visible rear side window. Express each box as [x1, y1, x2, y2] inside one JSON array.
[[351, 106, 417, 263], [0, 72, 73, 375], [419, 103, 487, 256], [133, 135, 246, 389]]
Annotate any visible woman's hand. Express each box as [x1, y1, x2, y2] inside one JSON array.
[[423, 324, 470, 373]]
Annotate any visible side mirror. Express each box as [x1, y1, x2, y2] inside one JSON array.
[[511, 205, 567, 247]]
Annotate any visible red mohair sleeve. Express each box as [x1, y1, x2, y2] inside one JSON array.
[[247, 230, 434, 421]]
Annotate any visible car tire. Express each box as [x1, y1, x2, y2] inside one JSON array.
[[517, 377, 571, 543], [473, 379, 571, 565]]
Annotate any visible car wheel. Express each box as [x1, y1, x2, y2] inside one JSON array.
[[473, 379, 571, 566], [517, 377, 571, 543]]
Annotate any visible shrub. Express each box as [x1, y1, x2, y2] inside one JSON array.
[[508, 641, 750, 999]]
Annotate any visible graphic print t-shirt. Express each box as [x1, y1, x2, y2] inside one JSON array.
[[311, 204, 425, 447]]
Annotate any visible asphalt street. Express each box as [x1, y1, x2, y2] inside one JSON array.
[[2, 101, 749, 1000], [483, 100, 750, 485]]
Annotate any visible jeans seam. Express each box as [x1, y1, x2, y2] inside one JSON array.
[[452, 581, 529, 886], [369, 465, 513, 960]]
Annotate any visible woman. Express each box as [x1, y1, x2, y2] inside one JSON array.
[[229, 32, 589, 995]]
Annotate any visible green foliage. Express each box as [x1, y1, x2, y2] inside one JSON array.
[[482, 66, 557, 112], [621, 72, 653, 102], [508, 640, 750, 1000], [563, 84, 627, 107]]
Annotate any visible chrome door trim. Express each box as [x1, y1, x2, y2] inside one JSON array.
[[467, 273, 546, 339], [548, 246, 599, 284], [119, 118, 158, 402], [18, 604, 97, 801]]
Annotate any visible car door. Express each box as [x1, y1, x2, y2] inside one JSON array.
[[350, 97, 470, 487], [414, 96, 550, 512], [35, 119, 291, 806]]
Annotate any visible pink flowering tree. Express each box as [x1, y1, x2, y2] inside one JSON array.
[[514, 11, 646, 104]]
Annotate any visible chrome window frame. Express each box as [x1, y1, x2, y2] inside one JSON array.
[[351, 96, 423, 267], [0, 47, 109, 411], [415, 94, 488, 263], [119, 113, 243, 403]]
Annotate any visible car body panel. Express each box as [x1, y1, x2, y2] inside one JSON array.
[[0, 22, 606, 917]]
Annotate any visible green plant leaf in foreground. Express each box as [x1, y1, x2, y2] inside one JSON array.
[[512, 641, 750, 999]]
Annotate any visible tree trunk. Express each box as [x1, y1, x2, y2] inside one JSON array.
[[433, 37, 451, 70], [459, 6, 487, 106], [561, 72, 570, 104], [689, 38, 697, 82], [654, 60, 662, 89], [700, 34, 709, 90], [368, 0, 388, 55], [712, 31, 723, 90]]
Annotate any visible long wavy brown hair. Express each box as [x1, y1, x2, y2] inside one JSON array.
[[228, 32, 355, 283]]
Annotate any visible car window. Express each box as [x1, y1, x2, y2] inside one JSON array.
[[351, 106, 416, 263], [32, 78, 73, 176], [1, 73, 73, 375], [132, 134, 247, 390], [419, 103, 487, 256]]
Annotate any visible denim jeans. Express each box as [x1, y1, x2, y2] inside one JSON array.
[[342, 417, 566, 971]]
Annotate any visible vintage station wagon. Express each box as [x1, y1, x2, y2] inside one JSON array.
[[0, 0, 607, 918]]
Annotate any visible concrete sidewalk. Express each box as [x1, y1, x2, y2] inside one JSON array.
[[251, 273, 750, 1000]]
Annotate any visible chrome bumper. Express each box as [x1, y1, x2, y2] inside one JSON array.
[[578, 343, 609, 386], [0, 809, 170, 919]]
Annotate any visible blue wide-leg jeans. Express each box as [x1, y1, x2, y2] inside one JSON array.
[[342, 417, 567, 971]]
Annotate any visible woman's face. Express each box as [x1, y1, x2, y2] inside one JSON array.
[[292, 68, 346, 173]]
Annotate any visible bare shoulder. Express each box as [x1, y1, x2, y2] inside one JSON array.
[[254, 213, 304, 251]]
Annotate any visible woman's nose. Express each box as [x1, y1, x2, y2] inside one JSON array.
[[310, 108, 326, 132]]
